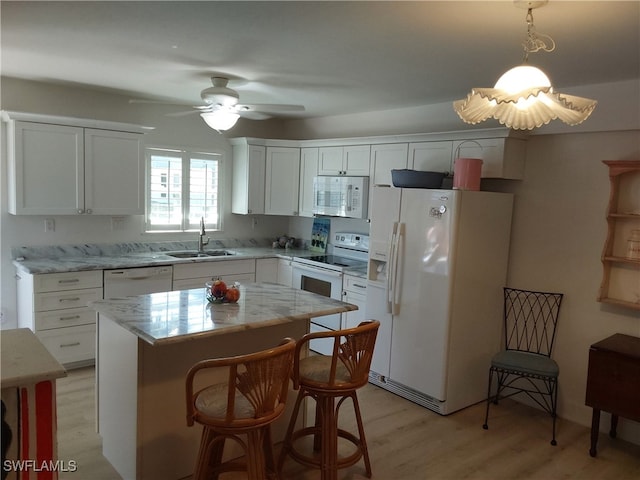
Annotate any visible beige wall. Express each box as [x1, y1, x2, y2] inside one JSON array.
[[497, 131, 640, 441]]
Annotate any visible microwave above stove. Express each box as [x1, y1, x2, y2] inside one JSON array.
[[312, 176, 369, 219]]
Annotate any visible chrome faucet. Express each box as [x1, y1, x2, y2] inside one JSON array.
[[198, 217, 210, 253]]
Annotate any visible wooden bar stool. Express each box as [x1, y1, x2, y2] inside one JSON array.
[[185, 337, 296, 480], [278, 321, 379, 480]]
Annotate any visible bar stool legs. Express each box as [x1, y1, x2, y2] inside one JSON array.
[[278, 389, 372, 480], [278, 321, 379, 479]]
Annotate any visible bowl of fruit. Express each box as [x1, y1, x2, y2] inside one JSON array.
[[205, 278, 241, 304]]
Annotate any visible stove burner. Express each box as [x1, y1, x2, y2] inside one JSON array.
[[303, 255, 364, 268]]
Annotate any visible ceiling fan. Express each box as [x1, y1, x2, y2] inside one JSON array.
[[132, 76, 305, 132]]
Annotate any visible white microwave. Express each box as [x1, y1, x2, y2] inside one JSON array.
[[312, 176, 369, 219]]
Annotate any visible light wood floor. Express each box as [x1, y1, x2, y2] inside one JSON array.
[[56, 366, 640, 480]]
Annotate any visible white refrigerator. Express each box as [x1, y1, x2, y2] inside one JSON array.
[[366, 185, 514, 415]]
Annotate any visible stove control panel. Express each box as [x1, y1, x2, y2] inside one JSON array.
[[333, 233, 369, 251]]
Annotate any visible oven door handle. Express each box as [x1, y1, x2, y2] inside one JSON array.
[[292, 264, 343, 278]]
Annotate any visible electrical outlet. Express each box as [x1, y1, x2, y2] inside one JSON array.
[[44, 218, 55, 232]]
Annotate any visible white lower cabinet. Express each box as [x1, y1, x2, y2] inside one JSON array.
[[36, 324, 97, 365], [17, 270, 103, 367], [255, 257, 293, 287], [277, 258, 293, 287], [172, 259, 256, 290], [342, 274, 368, 329]]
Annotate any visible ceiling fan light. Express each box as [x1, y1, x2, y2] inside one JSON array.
[[200, 110, 240, 132]]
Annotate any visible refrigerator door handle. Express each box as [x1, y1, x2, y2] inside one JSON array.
[[387, 221, 398, 313], [392, 223, 404, 315]]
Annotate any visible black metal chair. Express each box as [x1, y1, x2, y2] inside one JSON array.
[[483, 287, 564, 445]]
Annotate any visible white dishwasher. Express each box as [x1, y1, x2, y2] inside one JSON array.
[[103, 266, 173, 298]]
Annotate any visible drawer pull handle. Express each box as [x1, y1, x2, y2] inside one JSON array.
[[59, 297, 81, 302], [353, 283, 367, 289], [58, 279, 80, 284], [59, 315, 81, 321], [60, 342, 81, 348]]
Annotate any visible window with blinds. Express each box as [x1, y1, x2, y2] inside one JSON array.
[[146, 148, 222, 232]]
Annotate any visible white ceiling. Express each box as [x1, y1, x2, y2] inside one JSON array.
[[2, 1, 639, 121]]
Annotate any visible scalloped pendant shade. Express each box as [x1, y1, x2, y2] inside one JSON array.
[[453, 65, 597, 130]]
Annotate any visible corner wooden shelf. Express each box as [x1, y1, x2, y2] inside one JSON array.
[[598, 160, 640, 310]]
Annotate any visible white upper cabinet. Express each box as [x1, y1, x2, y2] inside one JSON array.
[[409, 138, 526, 180], [4, 112, 149, 215], [8, 122, 84, 215], [409, 141, 454, 174], [232, 141, 266, 215], [84, 128, 144, 215], [452, 138, 526, 179], [264, 146, 300, 216], [369, 143, 409, 187], [318, 145, 370, 175], [298, 147, 319, 218]]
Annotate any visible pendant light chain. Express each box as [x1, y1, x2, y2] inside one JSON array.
[[522, 7, 555, 61]]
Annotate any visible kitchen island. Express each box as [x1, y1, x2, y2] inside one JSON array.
[[89, 282, 357, 480]]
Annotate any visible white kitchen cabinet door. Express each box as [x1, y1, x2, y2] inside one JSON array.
[[343, 145, 371, 175], [318, 145, 370, 175], [85, 129, 144, 215], [7, 120, 146, 215], [8, 121, 84, 215], [298, 147, 319, 217], [277, 258, 293, 287], [409, 141, 454, 175], [255, 258, 278, 283], [318, 146, 344, 175], [342, 286, 366, 330], [264, 147, 300, 216], [369, 143, 409, 187], [232, 142, 266, 215]]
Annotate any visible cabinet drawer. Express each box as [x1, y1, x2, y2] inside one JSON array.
[[36, 324, 96, 365], [343, 275, 368, 293], [173, 259, 255, 280], [34, 288, 102, 312], [35, 270, 102, 292], [35, 307, 96, 331]]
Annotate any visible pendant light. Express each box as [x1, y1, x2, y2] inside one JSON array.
[[453, 1, 597, 130]]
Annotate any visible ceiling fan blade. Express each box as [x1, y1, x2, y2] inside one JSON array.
[[238, 111, 272, 120], [165, 109, 204, 117], [129, 98, 193, 107], [238, 103, 305, 113]]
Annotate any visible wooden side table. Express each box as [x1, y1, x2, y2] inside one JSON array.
[[585, 333, 640, 457]]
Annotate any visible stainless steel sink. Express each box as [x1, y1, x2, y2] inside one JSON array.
[[165, 250, 235, 259]]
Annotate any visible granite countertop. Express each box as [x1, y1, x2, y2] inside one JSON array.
[[12, 241, 313, 275], [89, 282, 357, 346], [1, 328, 67, 388]]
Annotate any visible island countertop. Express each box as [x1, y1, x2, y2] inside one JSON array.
[[89, 282, 357, 346]]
